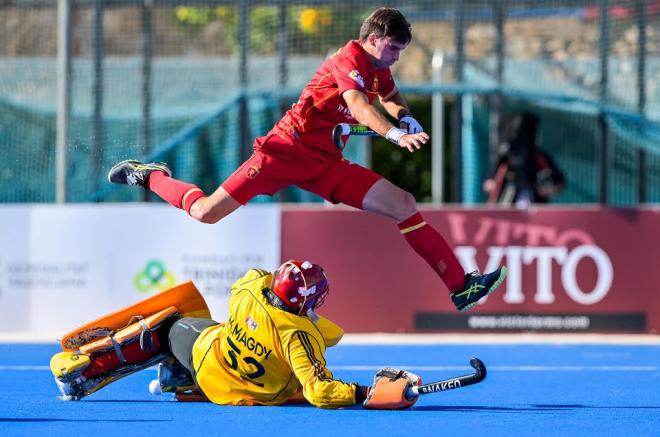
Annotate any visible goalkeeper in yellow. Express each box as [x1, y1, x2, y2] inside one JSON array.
[[51, 259, 421, 410]]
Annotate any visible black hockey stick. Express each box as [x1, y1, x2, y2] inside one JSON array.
[[332, 123, 379, 149], [406, 358, 487, 398]]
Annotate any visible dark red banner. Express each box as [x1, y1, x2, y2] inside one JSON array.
[[281, 207, 660, 333]]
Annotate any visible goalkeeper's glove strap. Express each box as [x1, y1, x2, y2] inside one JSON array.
[[354, 384, 369, 404]]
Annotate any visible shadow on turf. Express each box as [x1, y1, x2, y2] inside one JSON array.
[[413, 405, 559, 412], [0, 418, 171, 422], [413, 405, 660, 412], [81, 399, 171, 403]]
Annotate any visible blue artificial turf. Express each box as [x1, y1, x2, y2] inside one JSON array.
[[1, 343, 659, 436]]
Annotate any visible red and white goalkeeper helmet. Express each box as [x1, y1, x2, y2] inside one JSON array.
[[272, 260, 329, 316]]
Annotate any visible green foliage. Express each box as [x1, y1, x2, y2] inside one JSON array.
[[173, 6, 216, 27], [250, 7, 279, 53], [171, 5, 367, 55], [289, 6, 367, 54]]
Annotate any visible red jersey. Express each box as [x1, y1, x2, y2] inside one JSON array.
[[269, 40, 396, 157]]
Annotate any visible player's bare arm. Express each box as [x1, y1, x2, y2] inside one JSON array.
[[342, 89, 428, 153], [379, 88, 411, 120], [381, 89, 428, 139]]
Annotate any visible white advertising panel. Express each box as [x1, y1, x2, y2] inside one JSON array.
[[0, 207, 31, 333], [0, 204, 281, 339]]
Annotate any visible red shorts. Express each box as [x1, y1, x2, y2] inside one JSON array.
[[221, 134, 381, 208]]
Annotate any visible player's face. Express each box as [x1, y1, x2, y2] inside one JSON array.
[[369, 35, 407, 69]]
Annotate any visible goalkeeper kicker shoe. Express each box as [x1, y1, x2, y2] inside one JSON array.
[[108, 160, 171, 188], [149, 359, 196, 395], [450, 266, 508, 312]]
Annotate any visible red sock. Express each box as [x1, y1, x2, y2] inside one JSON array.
[[398, 212, 465, 292], [146, 171, 206, 214]]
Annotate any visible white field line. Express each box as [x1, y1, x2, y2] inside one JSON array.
[[340, 333, 660, 345], [2, 365, 658, 372], [331, 365, 659, 372], [3, 333, 660, 344]]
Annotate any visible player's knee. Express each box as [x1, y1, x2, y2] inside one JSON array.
[[396, 190, 418, 220], [189, 200, 221, 224]]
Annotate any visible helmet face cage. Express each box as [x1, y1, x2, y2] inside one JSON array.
[[273, 260, 329, 316], [313, 285, 329, 310]]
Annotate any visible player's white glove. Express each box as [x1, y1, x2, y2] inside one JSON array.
[[399, 115, 424, 134]]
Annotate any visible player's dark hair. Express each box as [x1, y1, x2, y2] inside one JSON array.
[[359, 7, 412, 45]]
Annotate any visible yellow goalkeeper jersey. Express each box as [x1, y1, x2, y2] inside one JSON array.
[[191, 268, 358, 408]]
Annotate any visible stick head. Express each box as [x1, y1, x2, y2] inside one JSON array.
[[332, 124, 349, 150], [469, 357, 487, 382]]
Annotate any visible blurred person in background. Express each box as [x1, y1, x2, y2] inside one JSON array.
[[484, 111, 565, 209], [109, 7, 506, 312]]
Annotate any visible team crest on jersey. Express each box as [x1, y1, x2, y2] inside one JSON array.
[[245, 315, 258, 331], [371, 78, 379, 92], [246, 165, 260, 179], [348, 70, 365, 88]]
